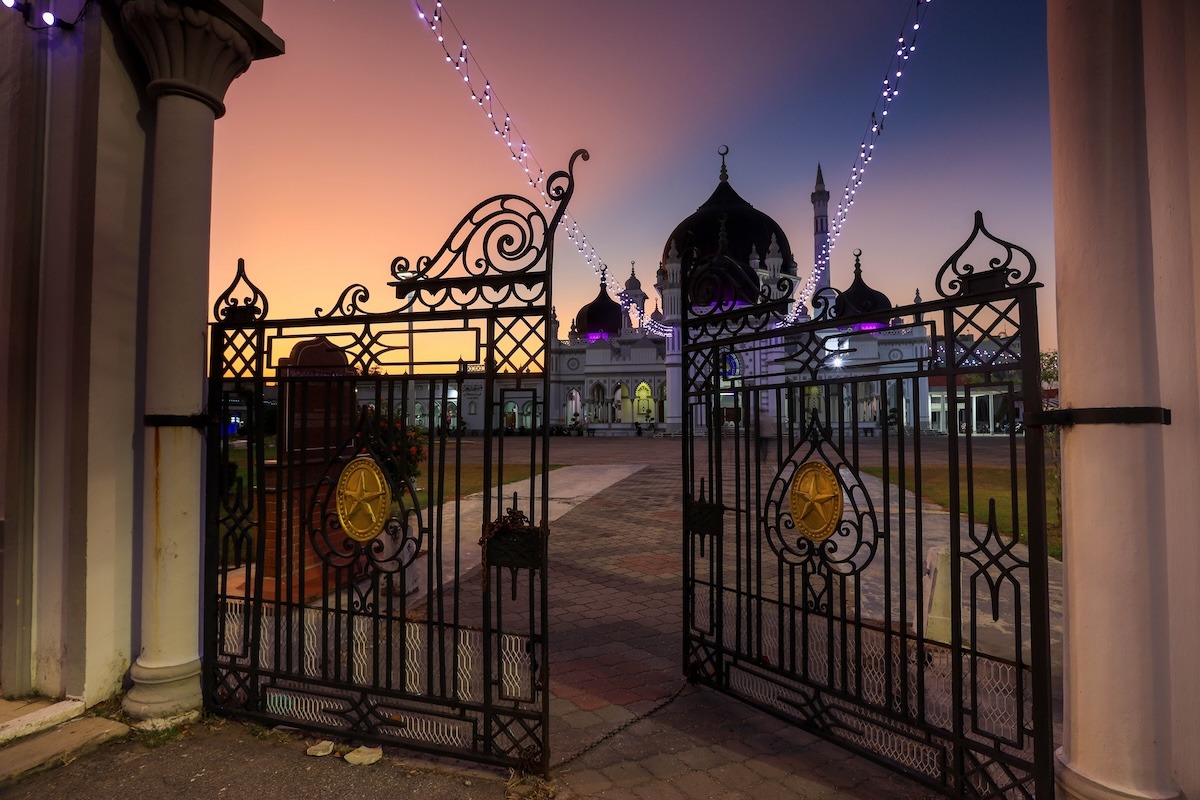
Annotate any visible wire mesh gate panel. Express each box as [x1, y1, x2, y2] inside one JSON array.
[[681, 214, 1054, 798], [204, 151, 587, 772]]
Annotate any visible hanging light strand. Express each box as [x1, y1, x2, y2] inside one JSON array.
[[797, 0, 934, 312], [412, 0, 609, 276]]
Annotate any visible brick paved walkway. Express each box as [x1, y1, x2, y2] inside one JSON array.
[[541, 437, 939, 798]]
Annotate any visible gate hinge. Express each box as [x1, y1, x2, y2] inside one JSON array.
[[1025, 406, 1171, 427], [144, 413, 212, 431]]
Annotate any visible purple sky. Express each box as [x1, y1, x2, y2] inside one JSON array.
[[211, 0, 1054, 342]]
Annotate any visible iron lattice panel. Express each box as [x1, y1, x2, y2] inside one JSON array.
[[681, 214, 1053, 798]]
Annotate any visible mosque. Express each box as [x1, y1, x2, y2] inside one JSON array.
[[431, 152, 1013, 439], [517, 153, 944, 437]]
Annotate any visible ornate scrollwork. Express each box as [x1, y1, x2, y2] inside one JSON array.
[[309, 407, 423, 586], [961, 498, 1027, 622], [390, 149, 588, 287], [763, 411, 881, 593], [545, 148, 588, 211], [683, 258, 762, 318], [297, 151, 588, 319], [809, 286, 839, 322], [315, 284, 371, 318], [935, 211, 1037, 298], [213, 258, 268, 324]]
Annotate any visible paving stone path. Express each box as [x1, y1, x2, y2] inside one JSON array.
[[541, 436, 942, 798]]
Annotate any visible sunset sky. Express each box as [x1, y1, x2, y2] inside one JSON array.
[[210, 0, 1054, 341]]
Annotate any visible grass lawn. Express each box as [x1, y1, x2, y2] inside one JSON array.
[[861, 463, 1062, 560], [219, 439, 560, 569], [223, 437, 556, 506]]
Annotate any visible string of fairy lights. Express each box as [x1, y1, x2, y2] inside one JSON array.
[[796, 0, 934, 314], [412, 1, 608, 278], [411, 0, 934, 322], [1, 0, 84, 30]]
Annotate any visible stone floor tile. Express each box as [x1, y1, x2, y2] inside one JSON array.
[[560, 768, 615, 796], [636, 752, 690, 779], [631, 781, 690, 800], [669, 770, 728, 798], [598, 761, 655, 788], [676, 745, 731, 771], [709, 761, 765, 791]]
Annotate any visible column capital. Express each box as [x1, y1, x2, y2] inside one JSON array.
[[120, 0, 283, 118]]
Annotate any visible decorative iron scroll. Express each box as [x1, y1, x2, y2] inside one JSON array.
[[936, 210, 1037, 298], [309, 408, 422, 587], [369, 149, 590, 315], [213, 258, 268, 325], [681, 259, 786, 321], [763, 411, 881, 579], [809, 285, 840, 322]]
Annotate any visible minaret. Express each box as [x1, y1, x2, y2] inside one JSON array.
[[662, 241, 683, 434], [623, 261, 648, 330], [811, 163, 831, 296]]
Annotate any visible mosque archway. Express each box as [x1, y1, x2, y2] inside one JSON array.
[[635, 382, 654, 423], [565, 389, 582, 424], [589, 383, 607, 423], [612, 383, 631, 423]]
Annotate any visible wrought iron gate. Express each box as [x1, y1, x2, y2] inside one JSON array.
[[682, 213, 1054, 797], [204, 150, 586, 772]]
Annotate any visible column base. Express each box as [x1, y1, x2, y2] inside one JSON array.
[[1057, 749, 1182, 800], [121, 657, 202, 721]]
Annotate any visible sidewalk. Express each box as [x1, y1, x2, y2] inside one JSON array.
[[4, 437, 968, 798]]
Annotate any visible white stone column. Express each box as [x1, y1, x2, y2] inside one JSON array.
[[1142, 3, 1200, 798], [119, 0, 280, 721], [1048, 2, 1181, 798]]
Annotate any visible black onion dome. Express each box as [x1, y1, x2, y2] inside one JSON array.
[[575, 274, 624, 338], [832, 250, 893, 318], [663, 163, 796, 305]]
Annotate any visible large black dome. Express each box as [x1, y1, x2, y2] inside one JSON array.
[[662, 161, 797, 305], [574, 276, 624, 340]]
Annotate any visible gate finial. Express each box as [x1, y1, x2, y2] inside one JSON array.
[[213, 258, 268, 324]]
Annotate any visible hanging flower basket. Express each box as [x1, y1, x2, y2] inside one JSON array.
[[480, 507, 545, 570]]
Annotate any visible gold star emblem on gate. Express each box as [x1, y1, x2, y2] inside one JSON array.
[[335, 457, 392, 542], [788, 461, 843, 542]]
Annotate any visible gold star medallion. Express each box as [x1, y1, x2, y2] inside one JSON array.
[[788, 462, 843, 542], [335, 457, 392, 542]]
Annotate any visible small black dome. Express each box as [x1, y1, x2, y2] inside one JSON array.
[[832, 250, 892, 318], [575, 274, 624, 339]]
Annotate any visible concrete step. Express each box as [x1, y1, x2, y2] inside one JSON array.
[[0, 713, 129, 788], [0, 698, 85, 745]]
